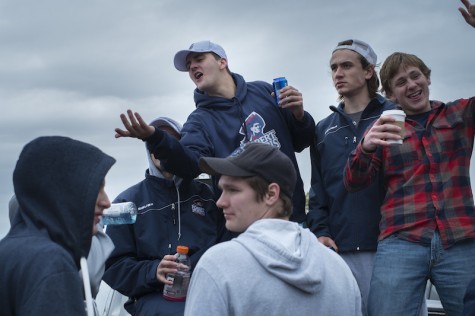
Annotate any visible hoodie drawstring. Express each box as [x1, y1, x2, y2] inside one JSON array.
[[175, 179, 182, 241], [236, 98, 250, 142], [80, 257, 94, 316]]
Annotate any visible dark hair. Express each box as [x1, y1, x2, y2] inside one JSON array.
[[335, 40, 380, 101], [380, 52, 431, 96], [243, 176, 293, 218]]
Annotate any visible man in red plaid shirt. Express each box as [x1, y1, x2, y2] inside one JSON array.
[[344, 1, 475, 315]]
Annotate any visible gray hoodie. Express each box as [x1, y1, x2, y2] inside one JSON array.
[[185, 218, 362, 316]]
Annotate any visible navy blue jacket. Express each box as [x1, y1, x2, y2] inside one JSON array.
[[145, 73, 315, 223], [307, 95, 394, 252], [103, 172, 219, 315]]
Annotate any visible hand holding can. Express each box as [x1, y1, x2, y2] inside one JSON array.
[[272, 77, 288, 107]]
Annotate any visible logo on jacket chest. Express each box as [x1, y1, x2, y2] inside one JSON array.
[[239, 111, 281, 148]]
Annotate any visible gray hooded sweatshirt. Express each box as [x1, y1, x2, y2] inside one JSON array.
[[185, 218, 362, 316]]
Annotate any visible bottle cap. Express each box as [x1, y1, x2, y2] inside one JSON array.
[[176, 245, 189, 254]]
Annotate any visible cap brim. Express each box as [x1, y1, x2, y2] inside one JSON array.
[[174, 50, 192, 72], [199, 157, 255, 177]]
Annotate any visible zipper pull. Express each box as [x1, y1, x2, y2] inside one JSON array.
[[353, 136, 357, 143], [345, 137, 348, 144], [168, 243, 172, 254]]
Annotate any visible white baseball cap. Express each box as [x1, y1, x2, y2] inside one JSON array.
[[173, 40, 227, 72]]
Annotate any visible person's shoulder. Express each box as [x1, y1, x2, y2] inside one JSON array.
[[315, 109, 344, 138], [189, 178, 214, 194], [245, 79, 273, 92], [375, 94, 396, 108], [443, 97, 475, 107], [317, 110, 340, 127], [198, 240, 242, 262], [33, 238, 74, 261], [182, 111, 206, 129], [113, 179, 150, 202], [5, 235, 76, 270]]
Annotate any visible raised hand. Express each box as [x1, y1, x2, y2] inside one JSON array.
[[459, 0, 475, 28], [114, 109, 155, 140]]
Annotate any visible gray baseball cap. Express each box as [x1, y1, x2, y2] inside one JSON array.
[[199, 142, 296, 199], [174, 40, 227, 72], [333, 39, 377, 65]]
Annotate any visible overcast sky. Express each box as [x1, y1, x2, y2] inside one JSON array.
[[1, 0, 473, 237]]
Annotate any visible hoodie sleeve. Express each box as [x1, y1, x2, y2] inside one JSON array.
[[145, 122, 205, 180], [306, 143, 331, 238], [281, 108, 315, 152], [103, 223, 162, 298]]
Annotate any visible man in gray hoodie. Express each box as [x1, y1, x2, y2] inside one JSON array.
[[184, 142, 361, 316]]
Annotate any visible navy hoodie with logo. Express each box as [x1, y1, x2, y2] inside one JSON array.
[[0, 136, 115, 315], [146, 73, 315, 222]]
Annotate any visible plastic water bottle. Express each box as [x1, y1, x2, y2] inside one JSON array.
[[163, 245, 191, 301], [100, 202, 137, 225]]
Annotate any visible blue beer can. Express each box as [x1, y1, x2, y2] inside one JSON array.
[[272, 77, 288, 106]]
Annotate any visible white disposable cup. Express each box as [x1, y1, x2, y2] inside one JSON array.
[[381, 109, 406, 144]]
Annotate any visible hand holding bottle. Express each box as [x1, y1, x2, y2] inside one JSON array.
[[163, 246, 191, 301], [156, 255, 178, 285]]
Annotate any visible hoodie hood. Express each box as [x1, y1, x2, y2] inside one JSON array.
[[235, 219, 322, 294], [194, 73, 248, 110], [147, 116, 182, 178], [13, 136, 115, 268]]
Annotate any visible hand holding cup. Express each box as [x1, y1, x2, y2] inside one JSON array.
[[362, 110, 406, 153], [380, 110, 406, 145]]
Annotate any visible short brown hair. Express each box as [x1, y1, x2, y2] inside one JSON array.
[[243, 175, 293, 218], [380, 52, 431, 96]]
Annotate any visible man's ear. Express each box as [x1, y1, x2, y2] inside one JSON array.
[[265, 183, 281, 205], [365, 66, 375, 80], [219, 58, 228, 70]]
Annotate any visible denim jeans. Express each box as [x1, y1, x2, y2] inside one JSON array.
[[368, 231, 475, 316]]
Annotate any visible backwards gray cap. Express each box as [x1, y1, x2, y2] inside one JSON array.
[[174, 40, 227, 72], [333, 39, 377, 65]]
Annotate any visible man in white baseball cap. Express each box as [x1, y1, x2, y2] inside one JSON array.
[[174, 40, 227, 72], [114, 39, 316, 232]]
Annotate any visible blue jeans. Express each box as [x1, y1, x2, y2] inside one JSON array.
[[368, 231, 475, 316]]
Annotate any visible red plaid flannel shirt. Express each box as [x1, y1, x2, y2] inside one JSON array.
[[344, 98, 475, 248]]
